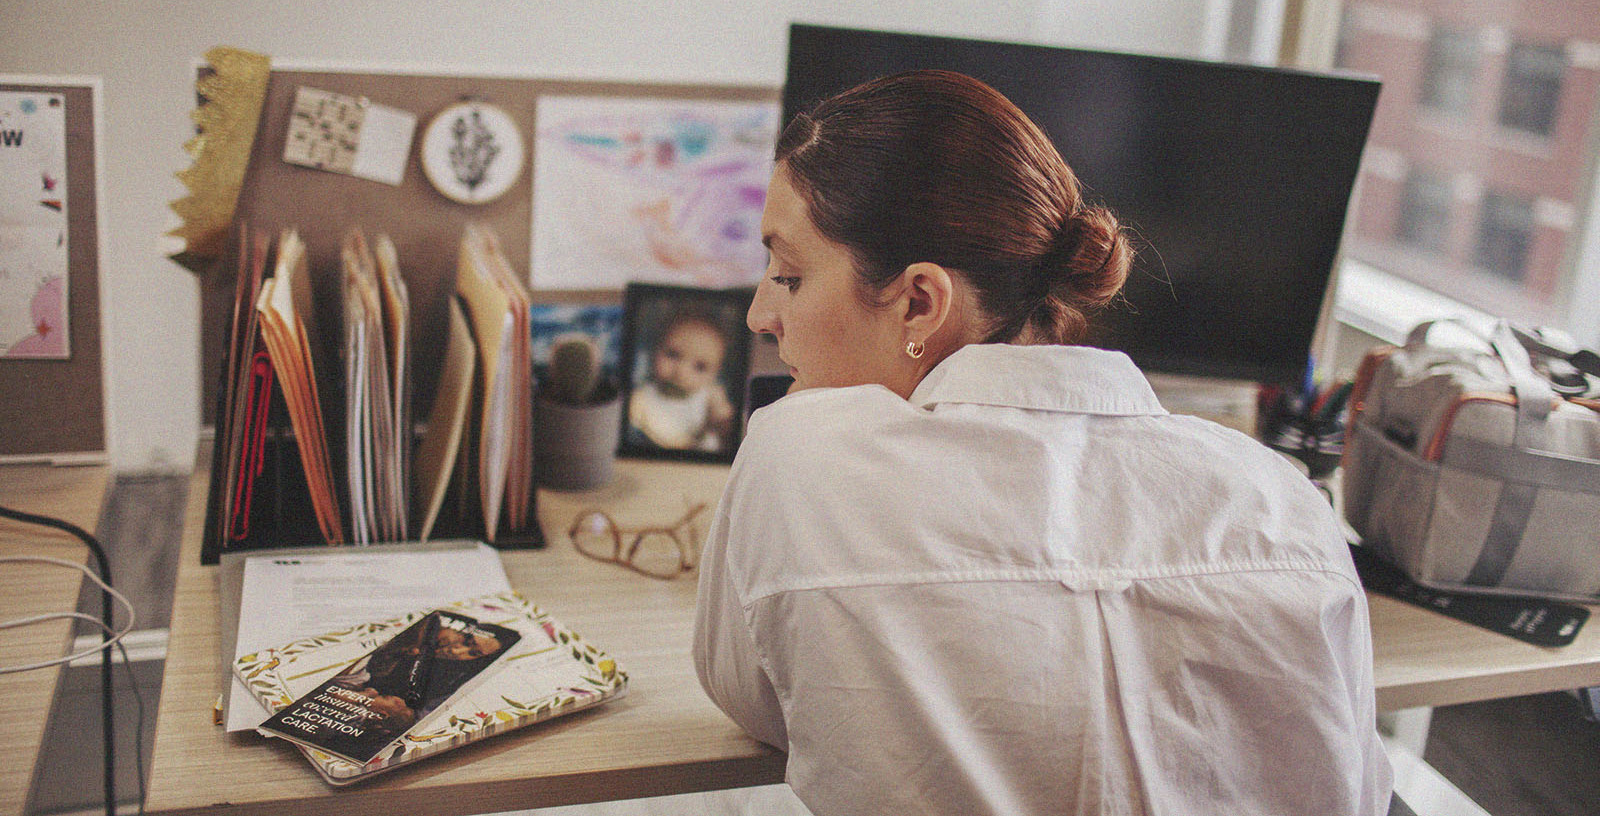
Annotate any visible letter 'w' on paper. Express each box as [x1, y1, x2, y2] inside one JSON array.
[[0, 90, 71, 358]]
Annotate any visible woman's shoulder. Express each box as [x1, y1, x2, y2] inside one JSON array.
[[719, 385, 962, 589], [742, 384, 917, 450], [726, 384, 931, 507]]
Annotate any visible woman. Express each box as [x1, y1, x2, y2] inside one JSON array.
[[693, 70, 1391, 815]]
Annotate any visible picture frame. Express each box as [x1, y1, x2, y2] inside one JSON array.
[[618, 282, 753, 463]]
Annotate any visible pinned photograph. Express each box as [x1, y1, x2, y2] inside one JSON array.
[[619, 283, 752, 462]]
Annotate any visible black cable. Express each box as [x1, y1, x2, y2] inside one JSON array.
[[0, 502, 118, 816], [113, 635, 148, 815]]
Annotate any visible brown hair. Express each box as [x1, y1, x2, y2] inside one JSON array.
[[776, 70, 1131, 345]]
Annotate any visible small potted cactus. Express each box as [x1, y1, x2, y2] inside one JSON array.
[[534, 334, 622, 490]]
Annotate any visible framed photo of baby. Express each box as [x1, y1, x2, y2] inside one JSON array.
[[619, 283, 754, 463]]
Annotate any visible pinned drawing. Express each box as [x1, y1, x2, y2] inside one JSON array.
[[0, 90, 69, 358], [531, 95, 777, 291]]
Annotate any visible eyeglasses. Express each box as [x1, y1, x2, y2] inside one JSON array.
[[568, 503, 707, 580]]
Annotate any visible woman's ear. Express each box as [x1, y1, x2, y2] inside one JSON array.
[[899, 262, 955, 340]]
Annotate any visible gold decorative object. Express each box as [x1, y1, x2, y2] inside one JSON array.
[[167, 46, 271, 274]]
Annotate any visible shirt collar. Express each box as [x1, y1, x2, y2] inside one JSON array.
[[909, 344, 1168, 417]]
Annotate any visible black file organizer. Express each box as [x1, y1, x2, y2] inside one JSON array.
[[199, 253, 544, 565], [201, 416, 544, 564]]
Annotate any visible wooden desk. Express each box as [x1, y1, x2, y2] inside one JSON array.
[[0, 464, 109, 816], [1371, 591, 1600, 712], [144, 458, 784, 816], [144, 456, 1600, 816]]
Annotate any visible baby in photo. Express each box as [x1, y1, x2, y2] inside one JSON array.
[[629, 310, 734, 451]]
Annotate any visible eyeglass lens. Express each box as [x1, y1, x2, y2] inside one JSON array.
[[629, 530, 686, 578], [572, 512, 619, 562]]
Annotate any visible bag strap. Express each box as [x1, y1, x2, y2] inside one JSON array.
[[1489, 322, 1556, 451], [1510, 324, 1600, 397]]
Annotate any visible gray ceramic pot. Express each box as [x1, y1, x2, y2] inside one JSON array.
[[533, 396, 621, 490]]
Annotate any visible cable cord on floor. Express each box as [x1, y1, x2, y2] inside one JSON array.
[[0, 503, 129, 816], [0, 558, 136, 671], [5, 607, 148, 814], [109, 630, 149, 815]]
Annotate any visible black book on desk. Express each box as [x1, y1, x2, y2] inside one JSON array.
[[201, 225, 544, 564]]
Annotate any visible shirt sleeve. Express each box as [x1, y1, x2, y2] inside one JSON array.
[[692, 500, 788, 750]]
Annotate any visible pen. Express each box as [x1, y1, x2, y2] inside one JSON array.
[[1315, 381, 1354, 424]]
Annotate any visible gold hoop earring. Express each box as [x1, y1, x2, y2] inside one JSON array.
[[905, 340, 925, 360]]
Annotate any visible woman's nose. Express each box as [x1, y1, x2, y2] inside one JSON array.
[[747, 285, 779, 336]]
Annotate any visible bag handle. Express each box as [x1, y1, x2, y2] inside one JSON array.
[[1405, 320, 1600, 379], [1402, 318, 1556, 449]]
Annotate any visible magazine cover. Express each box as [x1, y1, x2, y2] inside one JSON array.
[[257, 609, 522, 765], [236, 591, 627, 784]]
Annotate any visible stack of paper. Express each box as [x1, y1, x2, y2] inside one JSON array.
[[204, 222, 542, 557], [222, 542, 517, 731], [455, 224, 534, 542], [255, 229, 344, 545], [340, 228, 410, 544], [374, 234, 412, 530]]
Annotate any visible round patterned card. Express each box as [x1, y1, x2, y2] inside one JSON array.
[[419, 100, 525, 205]]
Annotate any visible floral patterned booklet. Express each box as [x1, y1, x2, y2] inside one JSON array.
[[234, 590, 627, 785]]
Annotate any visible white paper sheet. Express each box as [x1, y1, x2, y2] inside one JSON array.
[[224, 543, 512, 731], [282, 86, 416, 187]]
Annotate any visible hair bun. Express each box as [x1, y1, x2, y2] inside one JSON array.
[[1045, 205, 1131, 307], [1028, 205, 1132, 343]]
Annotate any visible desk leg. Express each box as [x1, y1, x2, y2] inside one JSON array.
[[1378, 707, 1433, 757], [1378, 708, 1494, 816]]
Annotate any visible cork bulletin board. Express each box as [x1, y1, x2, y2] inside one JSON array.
[[0, 78, 105, 462], [198, 67, 780, 427]]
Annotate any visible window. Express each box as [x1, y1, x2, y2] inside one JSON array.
[[1397, 170, 1454, 253], [1420, 27, 1478, 115], [1474, 191, 1534, 281], [1498, 41, 1566, 136], [1327, 1, 1600, 341]]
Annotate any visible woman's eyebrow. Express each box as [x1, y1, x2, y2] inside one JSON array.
[[761, 232, 792, 254]]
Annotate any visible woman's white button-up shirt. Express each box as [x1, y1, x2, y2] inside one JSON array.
[[694, 343, 1392, 816]]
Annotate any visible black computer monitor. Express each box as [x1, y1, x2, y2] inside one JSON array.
[[782, 24, 1381, 386]]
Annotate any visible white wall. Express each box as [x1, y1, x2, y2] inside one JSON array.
[[1, 0, 1210, 472]]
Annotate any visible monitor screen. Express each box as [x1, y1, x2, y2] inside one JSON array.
[[782, 25, 1380, 386]]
